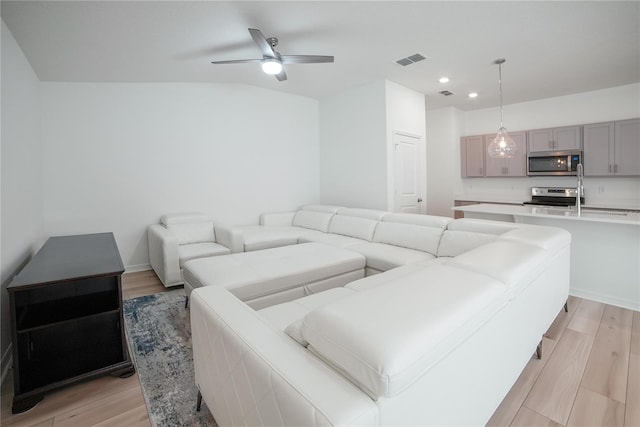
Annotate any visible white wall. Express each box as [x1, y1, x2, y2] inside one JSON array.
[[425, 107, 463, 217], [427, 83, 640, 213], [319, 80, 388, 209], [384, 81, 427, 212], [41, 83, 320, 269], [1, 20, 45, 381]]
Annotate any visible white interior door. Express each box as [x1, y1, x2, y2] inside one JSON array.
[[393, 132, 423, 213]]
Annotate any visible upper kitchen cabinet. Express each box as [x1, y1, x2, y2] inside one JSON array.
[[584, 119, 639, 176], [484, 131, 527, 177], [460, 135, 485, 177], [528, 125, 582, 152], [615, 119, 640, 176]]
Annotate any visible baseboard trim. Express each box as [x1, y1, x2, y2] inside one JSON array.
[[1, 344, 12, 386], [125, 263, 151, 274], [569, 288, 640, 312]]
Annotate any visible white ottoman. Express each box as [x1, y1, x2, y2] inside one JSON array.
[[183, 242, 366, 309]]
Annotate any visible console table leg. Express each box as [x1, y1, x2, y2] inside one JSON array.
[[196, 390, 203, 412], [536, 339, 543, 360], [111, 365, 136, 378], [12, 394, 44, 414]]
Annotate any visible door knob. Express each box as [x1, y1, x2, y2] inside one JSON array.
[[417, 198, 423, 203]]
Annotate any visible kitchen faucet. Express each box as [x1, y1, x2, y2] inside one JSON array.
[[576, 163, 584, 216]]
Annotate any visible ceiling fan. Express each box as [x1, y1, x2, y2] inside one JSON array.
[[211, 28, 334, 81]]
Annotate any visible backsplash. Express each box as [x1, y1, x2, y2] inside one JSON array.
[[458, 176, 640, 209]]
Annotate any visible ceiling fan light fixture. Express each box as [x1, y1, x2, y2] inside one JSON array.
[[487, 58, 517, 158], [261, 59, 283, 75]]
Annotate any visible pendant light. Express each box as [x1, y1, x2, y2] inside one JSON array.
[[487, 58, 517, 158]]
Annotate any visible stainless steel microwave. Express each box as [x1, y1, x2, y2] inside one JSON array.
[[527, 150, 583, 176]]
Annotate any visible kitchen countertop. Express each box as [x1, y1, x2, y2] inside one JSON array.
[[454, 194, 640, 212], [454, 194, 529, 204], [452, 203, 640, 226]]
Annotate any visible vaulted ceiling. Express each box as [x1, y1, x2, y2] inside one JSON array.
[[2, 1, 639, 110]]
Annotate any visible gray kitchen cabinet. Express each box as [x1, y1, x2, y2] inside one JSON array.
[[527, 125, 582, 152], [484, 131, 527, 177], [584, 118, 639, 176], [460, 135, 485, 177], [615, 118, 640, 175], [583, 122, 614, 175]]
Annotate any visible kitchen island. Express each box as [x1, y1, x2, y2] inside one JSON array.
[[453, 203, 640, 311]]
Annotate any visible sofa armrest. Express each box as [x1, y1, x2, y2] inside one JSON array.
[[214, 223, 243, 253], [259, 211, 296, 226], [147, 224, 182, 287], [191, 286, 378, 426]]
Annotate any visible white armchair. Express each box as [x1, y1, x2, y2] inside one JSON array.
[[147, 212, 242, 287]]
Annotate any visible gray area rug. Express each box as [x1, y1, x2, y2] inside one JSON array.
[[123, 289, 217, 426]]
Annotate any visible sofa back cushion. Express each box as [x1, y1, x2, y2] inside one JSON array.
[[328, 215, 378, 241], [336, 207, 388, 221], [300, 204, 342, 214], [373, 222, 444, 255], [437, 230, 498, 257], [382, 213, 452, 229], [161, 213, 215, 244], [292, 210, 334, 232], [499, 226, 571, 253], [447, 218, 519, 235], [299, 265, 507, 398]]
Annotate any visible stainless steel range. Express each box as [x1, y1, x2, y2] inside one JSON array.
[[523, 187, 585, 207]]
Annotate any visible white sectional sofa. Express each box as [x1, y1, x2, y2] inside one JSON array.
[[188, 207, 572, 426], [233, 205, 456, 275]]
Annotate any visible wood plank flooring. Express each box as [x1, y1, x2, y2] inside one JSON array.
[[1, 270, 638, 426]]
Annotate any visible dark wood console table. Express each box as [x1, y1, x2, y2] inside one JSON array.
[[8, 232, 135, 414]]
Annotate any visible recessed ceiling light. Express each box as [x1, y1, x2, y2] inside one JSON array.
[[468, 92, 478, 98], [439, 77, 449, 83]]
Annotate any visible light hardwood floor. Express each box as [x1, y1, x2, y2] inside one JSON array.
[[1, 270, 638, 426]]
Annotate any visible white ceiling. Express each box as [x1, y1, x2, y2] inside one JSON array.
[[2, 1, 639, 110]]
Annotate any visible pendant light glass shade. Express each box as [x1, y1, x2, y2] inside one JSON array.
[[488, 127, 517, 157], [487, 59, 517, 158]]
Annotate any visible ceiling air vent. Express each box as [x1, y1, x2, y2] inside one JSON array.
[[439, 90, 454, 96], [395, 53, 427, 66]]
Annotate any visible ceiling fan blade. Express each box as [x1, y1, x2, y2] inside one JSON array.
[[275, 69, 288, 81], [280, 55, 334, 64], [211, 59, 262, 64], [249, 28, 276, 58]]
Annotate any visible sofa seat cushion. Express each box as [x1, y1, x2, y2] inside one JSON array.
[[241, 225, 323, 252], [259, 287, 356, 334], [348, 242, 435, 272], [344, 263, 430, 292], [299, 233, 366, 248], [178, 242, 230, 267], [300, 265, 508, 399], [183, 242, 365, 303]]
